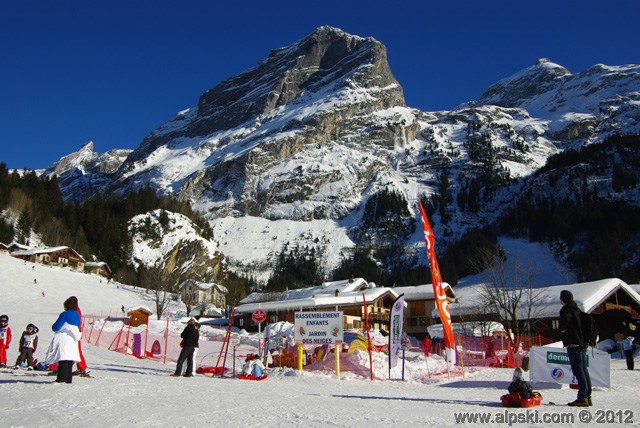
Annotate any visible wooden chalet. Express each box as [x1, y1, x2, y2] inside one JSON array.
[[392, 283, 456, 339], [234, 278, 401, 333], [84, 261, 112, 278], [439, 278, 640, 342], [11, 245, 86, 270]]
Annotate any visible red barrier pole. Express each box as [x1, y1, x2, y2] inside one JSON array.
[[108, 322, 125, 351], [87, 316, 95, 343], [362, 293, 374, 381], [95, 319, 107, 347], [123, 324, 131, 355]]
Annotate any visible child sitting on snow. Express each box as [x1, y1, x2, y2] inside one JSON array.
[[250, 354, 265, 378], [14, 324, 39, 370], [508, 367, 533, 399]]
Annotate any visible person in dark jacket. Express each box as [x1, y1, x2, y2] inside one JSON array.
[[173, 319, 199, 377], [559, 290, 592, 407], [14, 324, 39, 369]]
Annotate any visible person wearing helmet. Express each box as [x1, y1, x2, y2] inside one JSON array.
[[0, 315, 12, 368], [14, 324, 39, 369]]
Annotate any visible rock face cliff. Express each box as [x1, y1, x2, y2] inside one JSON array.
[[43, 27, 640, 282], [112, 26, 420, 221]]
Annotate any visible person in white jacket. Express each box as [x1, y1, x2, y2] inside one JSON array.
[[45, 297, 82, 383]]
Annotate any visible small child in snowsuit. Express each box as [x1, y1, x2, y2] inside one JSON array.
[[508, 367, 533, 399], [0, 314, 12, 368], [14, 324, 39, 370], [250, 354, 265, 378]]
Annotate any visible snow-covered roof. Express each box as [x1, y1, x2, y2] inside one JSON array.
[[240, 278, 373, 305], [438, 278, 640, 320], [11, 245, 85, 261], [7, 242, 31, 251], [85, 261, 109, 268], [392, 283, 455, 300], [127, 306, 153, 315], [236, 278, 398, 314], [179, 279, 228, 294]]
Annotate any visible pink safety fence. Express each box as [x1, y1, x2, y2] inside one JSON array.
[[80, 314, 263, 376]]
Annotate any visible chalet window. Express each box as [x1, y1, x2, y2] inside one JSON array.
[[551, 319, 559, 329], [239, 318, 245, 327], [270, 315, 278, 323]]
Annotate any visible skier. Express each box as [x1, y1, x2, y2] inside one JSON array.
[[0, 315, 12, 368], [45, 297, 82, 383], [14, 324, 39, 369]]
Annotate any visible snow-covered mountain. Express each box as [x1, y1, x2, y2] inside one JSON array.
[[39, 27, 640, 282], [43, 141, 132, 202]]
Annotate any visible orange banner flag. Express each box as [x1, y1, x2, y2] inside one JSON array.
[[418, 201, 456, 364]]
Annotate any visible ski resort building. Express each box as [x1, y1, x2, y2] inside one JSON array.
[[392, 283, 456, 339], [178, 279, 227, 309], [437, 278, 640, 342], [10, 245, 86, 271], [84, 261, 112, 278], [234, 278, 401, 333]]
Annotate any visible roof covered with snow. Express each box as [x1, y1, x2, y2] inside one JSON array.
[[11, 245, 85, 261], [236, 278, 398, 314], [438, 278, 640, 320], [392, 283, 455, 300], [179, 279, 228, 294]]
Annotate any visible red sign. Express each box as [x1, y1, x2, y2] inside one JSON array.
[[252, 309, 267, 323]]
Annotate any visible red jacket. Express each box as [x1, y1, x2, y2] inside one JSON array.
[[0, 326, 11, 347]]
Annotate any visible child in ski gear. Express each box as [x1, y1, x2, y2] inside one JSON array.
[[241, 354, 255, 376], [251, 354, 265, 378], [507, 367, 533, 399], [45, 296, 82, 383], [0, 314, 12, 368], [14, 324, 39, 369], [173, 319, 199, 377]]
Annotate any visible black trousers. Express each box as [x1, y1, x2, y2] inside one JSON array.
[[624, 349, 635, 370], [174, 346, 196, 376], [56, 360, 74, 383]]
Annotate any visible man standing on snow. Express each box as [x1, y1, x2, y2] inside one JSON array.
[[559, 290, 592, 407], [173, 319, 199, 377]]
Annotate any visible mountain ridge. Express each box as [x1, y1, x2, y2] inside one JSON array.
[[17, 26, 640, 284]]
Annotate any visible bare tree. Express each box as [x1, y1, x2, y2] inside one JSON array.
[[472, 247, 545, 351], [140, 265, 179, 320]]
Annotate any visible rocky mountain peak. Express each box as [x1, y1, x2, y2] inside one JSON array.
[[190, 25, 400, 134], [478, 59, 571, 108]]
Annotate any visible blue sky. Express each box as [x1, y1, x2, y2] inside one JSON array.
[[2, 0, 639, 170]]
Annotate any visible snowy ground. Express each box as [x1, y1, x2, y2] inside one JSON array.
[[1, 253, 639, 427]]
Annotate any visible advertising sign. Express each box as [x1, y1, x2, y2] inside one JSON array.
[[294, 311, 344, 345], [529, 346, 610, 388]]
